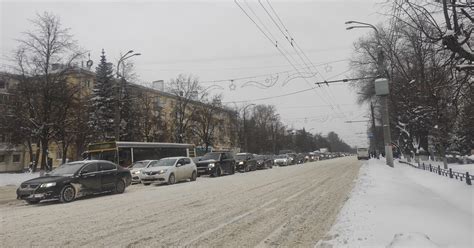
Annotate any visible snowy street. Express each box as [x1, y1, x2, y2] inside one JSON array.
[[321, 159, 474, 248], [0, 157, 361, 247]]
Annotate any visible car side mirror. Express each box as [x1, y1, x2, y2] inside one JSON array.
[[176, 163, 182, 167]]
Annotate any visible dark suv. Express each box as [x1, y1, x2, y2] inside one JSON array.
[[196, 152, 236, 177]]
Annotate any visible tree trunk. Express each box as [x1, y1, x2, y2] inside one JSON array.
[[33, 140, 41, 172], [40, 138, 49, 171], [61, 141, 68, 164]]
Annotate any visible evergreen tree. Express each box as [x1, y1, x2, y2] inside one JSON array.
[[89, 49, 116, 141]]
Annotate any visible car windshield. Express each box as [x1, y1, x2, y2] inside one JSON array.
[[131, 161, 149, 168], [49, 162, 86, 176], [151, 158, 177, 167], [276, 155, 287, 158], [201, 153, 220, 160]]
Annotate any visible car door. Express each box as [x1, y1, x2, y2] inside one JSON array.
[[183, 158, 193, 178], [175, 158, 186, 181], [79, 163, 101, 192], [99, 162, 117, 191], [219, 153, 228, 172]]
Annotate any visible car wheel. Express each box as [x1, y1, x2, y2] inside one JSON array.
[[191, 171, 197, 181], [114, 179, 126, 194], [60, 185, 76, 203], [168, 173, 176, 185], [230, 165, 235, 175], [25, 199, 40, 204]]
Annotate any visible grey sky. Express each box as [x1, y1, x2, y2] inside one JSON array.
[[0, 0, 387, 148]]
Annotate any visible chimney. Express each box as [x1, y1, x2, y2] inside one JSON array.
[[152, 80, 164, 91]]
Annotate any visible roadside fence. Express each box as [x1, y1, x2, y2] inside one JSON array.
[[398, 160, 472, 186]]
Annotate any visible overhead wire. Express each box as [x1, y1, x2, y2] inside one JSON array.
[[260, 0, 345, 116]]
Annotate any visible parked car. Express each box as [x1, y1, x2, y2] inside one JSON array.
[[129, 160, 156, 184], [274, 154, 290, 166], [295, 153, 306, 164], [287, 153, 297, 165], [17, 160, 131, 204], [140, 157, 197, 185], [255, 155, 273, 169], [196, 152, 235, 177], [235, 153, 257, 172]]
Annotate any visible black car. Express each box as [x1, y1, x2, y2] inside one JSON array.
[[235, 153, 257, 172], [255, 155, 273, 169], [17, 160, 131, 204], [196, 152, 235, 177]]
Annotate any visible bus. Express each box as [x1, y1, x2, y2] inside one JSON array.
[[84, 141, 196, 167]]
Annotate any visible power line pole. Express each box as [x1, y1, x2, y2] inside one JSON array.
[[370, 102, 379, 158]]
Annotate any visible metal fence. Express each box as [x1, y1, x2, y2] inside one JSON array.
[[399, 160, 472, 186]]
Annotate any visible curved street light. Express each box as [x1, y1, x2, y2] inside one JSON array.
[[114, 50, 141, 141], [345, 21, 393, 167]]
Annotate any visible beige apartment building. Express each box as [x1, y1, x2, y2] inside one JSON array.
[[0, 68, 238, 172]]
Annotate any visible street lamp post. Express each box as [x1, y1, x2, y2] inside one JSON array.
[[242, 103, 256, 152], [114, 50, 141, 141], [346, 21, 394, 167]]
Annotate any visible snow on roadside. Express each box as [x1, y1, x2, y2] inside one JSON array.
[[319, 159, 473, 248], [0, 172, 39, 186]]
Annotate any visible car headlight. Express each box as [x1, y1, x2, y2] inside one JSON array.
[[208, 163, 215, 168], [157, 169, 167, 174], [40, 182, 56, 188], [239, 161, 244, 165]]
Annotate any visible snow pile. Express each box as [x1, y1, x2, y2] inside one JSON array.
[[387, 233, 439, 248], [0, 172, 39, 186], [320, 159, 473, 248]]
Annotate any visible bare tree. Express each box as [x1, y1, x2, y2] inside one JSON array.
[[168, 74, 206, 143], [192, 95, 223, 152], [394, 0, 473, 66], [10, 12, 83, 171]]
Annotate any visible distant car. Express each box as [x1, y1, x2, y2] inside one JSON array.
[[129, 160, 156, 184], [287, 153, 297, 165], [357, 148, 369, 160], [274, 154, 290, 166], [295, 154, 306, 164], [196, 152, 235, 177], [140, 157, 197, 185], [235, 153, 257, 172], [16, 160, 131, 204], [255, 155, 273, 169]]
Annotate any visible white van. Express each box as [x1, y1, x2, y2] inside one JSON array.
[[357, 148, 369, 160]]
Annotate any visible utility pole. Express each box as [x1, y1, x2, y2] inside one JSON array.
[[346, 20, 393, 167], [370, 102, 378, 158]]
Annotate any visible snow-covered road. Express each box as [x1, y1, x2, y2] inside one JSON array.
[[0, 157, 361, 247], [322, 159, 474, 248]]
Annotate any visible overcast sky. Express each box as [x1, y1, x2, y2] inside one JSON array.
[[1, 0, 388, 148]]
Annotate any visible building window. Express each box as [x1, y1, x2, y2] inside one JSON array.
[[0, 155, 5, 163], [0, 79, 6, 89], [12, 154, 20, 163]]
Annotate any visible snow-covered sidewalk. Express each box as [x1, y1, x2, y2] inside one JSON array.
[[320, 159, 473, 248], [0, 172, 39, 186]]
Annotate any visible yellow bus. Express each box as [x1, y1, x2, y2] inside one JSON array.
[[85, 141, 196, 167]]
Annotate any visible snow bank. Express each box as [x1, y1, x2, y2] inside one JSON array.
[[320, 159, 473, 248], [0, 172, 39, 186]]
